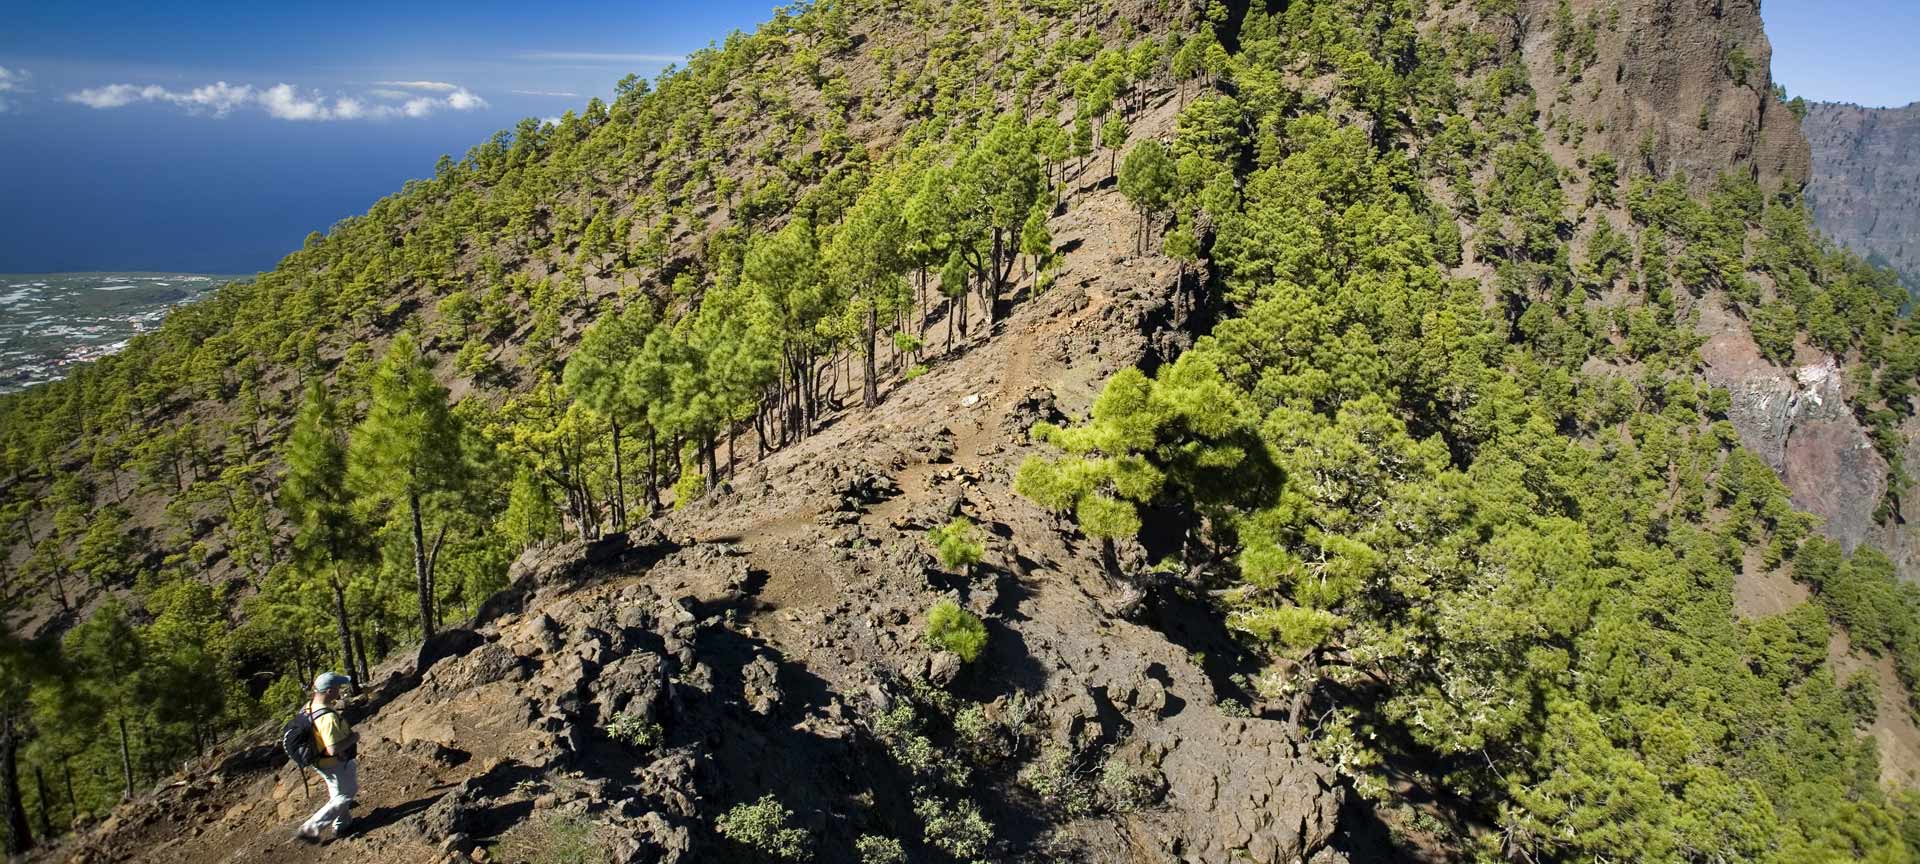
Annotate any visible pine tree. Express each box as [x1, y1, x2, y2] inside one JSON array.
[[1118, 141, 1177, 255], [348, 334, 467, 639], [745, 217, 835, 442], [961, 114, 1045, 326], [1072, 112, 1095, 175], [501, 467, 563, 548], [1102, 115, 1130, 179], [689, 271, 779, 470], [939, 246, 971, 351], [1020, 204, 1052, 278], [903, 164, 957, 340], [0, 638, 33, 855], [281, 380, 374, 687], [828, 175, 909, 408], [564, 300, 658, 525], [63, 601, 145, 800]]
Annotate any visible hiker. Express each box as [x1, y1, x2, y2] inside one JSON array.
[[296, 672, 358, 843]]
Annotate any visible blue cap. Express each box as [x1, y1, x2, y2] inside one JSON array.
[[313, 671, 353, 692]]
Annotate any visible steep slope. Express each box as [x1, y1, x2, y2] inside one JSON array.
[[1804, 100, 1920, 291], [51, 182, 1345, 864], [9, 0, 1920, 861]]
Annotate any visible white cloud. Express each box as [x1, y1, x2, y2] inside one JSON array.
[[68, 80, 253, 116], [68, 83, 153, 109], [373, 80, 457, 91], [66, 79, 487, 121], [369, 88, 410, 100], [258, 83, 331, 120], [0, 66, 28, 112], [179, 81, 254, 115], [511, 89, 580, 97], [516, 50, 684, 64]]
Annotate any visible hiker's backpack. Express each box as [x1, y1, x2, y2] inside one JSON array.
[[280, 707, 332, 768]]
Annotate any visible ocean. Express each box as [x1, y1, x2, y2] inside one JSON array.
[[0, 272, 241, 394]]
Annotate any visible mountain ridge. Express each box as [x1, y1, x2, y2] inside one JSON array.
[[8, 0, 1920, 861]]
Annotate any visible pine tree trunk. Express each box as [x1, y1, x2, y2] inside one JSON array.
[[917, 269, 929, 337], [116, 716, 133, 800], [610, 418, 627, 530], [1, 713, 32, 854], [50, 562, 69, 613], [409, 489, 433, 639], [704, 431, 720, 491], [330, 569, 356, 694], [988, 229, 1005, 325], [353, 628, 372, 689], [646, 425, 659, 512], [1288, 651, 1319, 739], [863, 302, 879, 408], [33, 763, 51, 840]]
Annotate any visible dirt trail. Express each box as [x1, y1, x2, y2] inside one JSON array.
[[678, 134, 1146, 619]]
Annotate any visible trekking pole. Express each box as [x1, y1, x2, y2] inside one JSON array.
[[299, 765, 311, 801]]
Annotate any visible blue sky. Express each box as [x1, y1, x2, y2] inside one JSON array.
[[0, 0, 1913, 274], [1764, 0, 1920, 108]]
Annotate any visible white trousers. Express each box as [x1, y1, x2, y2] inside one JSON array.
[[300, 759, 357, 836]]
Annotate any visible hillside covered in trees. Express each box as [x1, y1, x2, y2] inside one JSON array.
[[1803, 99, 1920, 293], [6, 0, 1920, 861]]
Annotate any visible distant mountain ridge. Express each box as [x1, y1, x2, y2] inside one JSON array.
[[1803, 100, 1920, 291]]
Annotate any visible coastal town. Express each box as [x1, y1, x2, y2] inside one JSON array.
[[0, 273, 226, 392]]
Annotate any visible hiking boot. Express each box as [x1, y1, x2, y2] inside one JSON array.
[[294, 827, 322, 845]]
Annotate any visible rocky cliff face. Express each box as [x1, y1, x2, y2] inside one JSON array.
[[1697, 301, 1893, 556], [1804, 100, 1920, 289], [1514, 0, 1810, 193], [1505, 0, 1908, 577]]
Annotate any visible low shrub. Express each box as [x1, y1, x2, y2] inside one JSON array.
[[716, 794, 812, 861], [925, 599, 987, 662]]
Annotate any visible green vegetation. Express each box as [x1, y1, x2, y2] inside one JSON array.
[[1013, 0, 1920, 860], [926, 516, 985, 577], [715, 794, 812, 862], [0, 0, 1175, 839], [0, 0, 1917, 858], [603, 712, 662, 751], [924, 599, 986, 663], [854, 834, 906, 864]]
